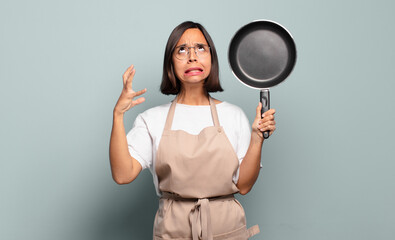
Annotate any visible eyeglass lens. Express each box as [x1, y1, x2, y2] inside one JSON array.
[[175, 44, 209, 59]]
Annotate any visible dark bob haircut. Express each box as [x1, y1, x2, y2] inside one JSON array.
[[160, 21, 223, 95]]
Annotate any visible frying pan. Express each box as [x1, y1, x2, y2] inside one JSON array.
[[228, 20, 297, 139]]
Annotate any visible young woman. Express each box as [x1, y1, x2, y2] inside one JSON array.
[[110, 21, 276, 240]]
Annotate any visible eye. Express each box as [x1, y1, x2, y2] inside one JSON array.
[[196, 44, 206, 52], [178, 46, 187, 54]]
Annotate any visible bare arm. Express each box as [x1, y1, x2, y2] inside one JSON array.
[[236, 103, 276, 194], [109, 65, 147, 184]]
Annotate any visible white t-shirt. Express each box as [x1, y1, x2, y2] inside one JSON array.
[[126, 101, 252, 196]]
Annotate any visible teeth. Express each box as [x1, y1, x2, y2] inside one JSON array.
[[186, 69, 202, 73]]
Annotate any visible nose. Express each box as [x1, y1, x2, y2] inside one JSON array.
[[188, 47, 198, 62]]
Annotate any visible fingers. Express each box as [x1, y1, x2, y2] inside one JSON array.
[[256, 103, 275, 119], [132, 97, 146, 106], [123, 65, 136, 92], [258, 118, 276, 128], [257, 108, 276, 135], [133, 88, 147, 97], [260, 114, 275, 122], [261, 108, 276, 118], [255, 102, 262, 119], [124, 68, 136, 91], [123, 65, 134, 85], [257, 124, 276, 135], [258, 121, 276, 130], [130, 88, 147, 107], [259, 108, 275, 123]]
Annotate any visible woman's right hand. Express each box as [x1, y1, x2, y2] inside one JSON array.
[[114, 65, 147, 116]]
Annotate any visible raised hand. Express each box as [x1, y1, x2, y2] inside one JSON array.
[[114, 65, 147, 115]]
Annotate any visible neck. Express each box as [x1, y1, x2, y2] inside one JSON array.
[[177, 84, 209, 105]]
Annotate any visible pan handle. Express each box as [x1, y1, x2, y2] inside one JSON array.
[[260, 89, 270, 139]]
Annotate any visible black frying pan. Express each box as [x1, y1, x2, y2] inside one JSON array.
[[228, 20, 297, 139]]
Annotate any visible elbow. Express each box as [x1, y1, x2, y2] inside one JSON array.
[[112, 175, 133, 185], [237, 185, 253, 195], [238, 188, 251, 195], [114, 179, 130, 185]]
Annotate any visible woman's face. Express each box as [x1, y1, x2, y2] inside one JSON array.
[[172, 28, 212, 88]]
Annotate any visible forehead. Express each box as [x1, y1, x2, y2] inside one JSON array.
[[176, 28, 208, 46]]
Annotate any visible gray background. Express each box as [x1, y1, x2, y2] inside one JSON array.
[[1, 0, 394, 239]]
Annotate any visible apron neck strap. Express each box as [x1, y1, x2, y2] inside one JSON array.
[[164, 96, 220, 131], [208, 97, 220, 127]]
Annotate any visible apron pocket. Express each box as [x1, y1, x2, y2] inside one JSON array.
[[154, 199, 194, 239], [209, 198, 247, 236]]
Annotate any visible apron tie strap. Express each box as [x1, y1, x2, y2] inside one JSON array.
[[189, 198, 213, 240], [247, 224, 260, 238], [161, 193, 235, 240]]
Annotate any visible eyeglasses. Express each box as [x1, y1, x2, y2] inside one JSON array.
[[174, 44, 210, 60]]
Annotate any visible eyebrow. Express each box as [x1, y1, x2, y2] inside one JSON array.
[[175, 43, 206, 48]]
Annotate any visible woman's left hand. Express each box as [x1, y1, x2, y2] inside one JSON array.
[[251, 103, 276, 143]]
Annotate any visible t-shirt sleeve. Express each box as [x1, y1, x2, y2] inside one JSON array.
[[233, 109, 252, 183], [126, 114, 153, 170]]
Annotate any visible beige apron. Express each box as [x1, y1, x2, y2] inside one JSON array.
[[153, 97, 259, 240]]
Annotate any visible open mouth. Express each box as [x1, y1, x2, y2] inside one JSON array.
[[185, 67, 203, 74]]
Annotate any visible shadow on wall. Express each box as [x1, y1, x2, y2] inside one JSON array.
[[93, 171, 159, 240]]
